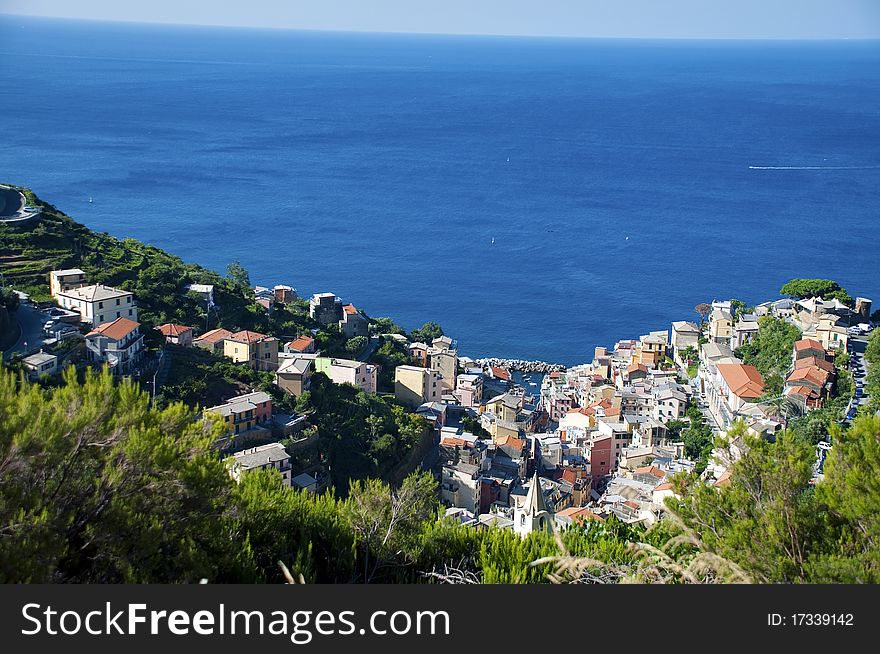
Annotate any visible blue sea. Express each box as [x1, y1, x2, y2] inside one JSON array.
[[1, 16, 879, 365]]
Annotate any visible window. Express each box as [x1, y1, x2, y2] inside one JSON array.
[[98, 302, 103, 309], [116, 299, 120, 306]]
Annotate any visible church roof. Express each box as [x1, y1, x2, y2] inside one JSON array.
[[524, 471, 549, 516]]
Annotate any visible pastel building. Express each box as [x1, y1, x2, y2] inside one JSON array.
[[193, 328, 234, 354], [314, 356, 377, 394], [394, 365, 442, 409], [49, 268, 87, 298], [205, 391, 273, 437], [275, 357, 313, 397], [224, 330, 279, 371]]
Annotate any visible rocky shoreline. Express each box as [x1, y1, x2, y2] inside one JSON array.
[[473, 357, 567, 374]]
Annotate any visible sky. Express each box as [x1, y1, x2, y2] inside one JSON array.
[[1, 0, 879, 39]]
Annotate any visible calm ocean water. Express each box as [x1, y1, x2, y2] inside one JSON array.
[[1, 16, 879, 365]]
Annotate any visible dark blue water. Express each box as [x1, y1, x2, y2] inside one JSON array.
[[2, 16, 879, 365]]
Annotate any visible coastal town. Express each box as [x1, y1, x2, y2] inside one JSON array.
[[2, 202, 875, 536]]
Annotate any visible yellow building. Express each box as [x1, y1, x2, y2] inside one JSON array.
[[223, 330, 279, 371], [394, 365, 442, 409]]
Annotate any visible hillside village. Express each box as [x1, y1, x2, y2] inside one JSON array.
[[4, 249, 875, 535]]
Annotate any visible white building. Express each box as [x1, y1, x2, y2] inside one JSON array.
[[85, 317, 144, 375], [57, 284, 137, 325], [513, 472, 554, 538]]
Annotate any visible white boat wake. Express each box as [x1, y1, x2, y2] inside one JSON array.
[[748, 165, 880, 170]]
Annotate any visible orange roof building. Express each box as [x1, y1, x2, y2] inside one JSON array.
[[87, 317, 140, 341], [716, 363, 764, 399], [287, 335, 316, 353]]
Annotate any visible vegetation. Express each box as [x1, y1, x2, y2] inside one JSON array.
[[674, 417, 880, 583], [410, 321, 444, 344], [2, 366, 879, 584], [735, 316, 801, 397], [295, 372, 428, 488], [780, 278, 853, 307], [681, 405, 714, 472], [369, 337, 412, 392]]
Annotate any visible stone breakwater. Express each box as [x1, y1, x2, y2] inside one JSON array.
[[474, 358, 566, 374]]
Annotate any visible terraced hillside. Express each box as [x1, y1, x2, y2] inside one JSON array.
[[0, 185, 311, 335]]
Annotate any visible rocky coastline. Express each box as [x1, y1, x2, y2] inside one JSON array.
[[473, 357, 566, 374]]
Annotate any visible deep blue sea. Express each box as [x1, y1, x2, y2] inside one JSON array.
[[1, 16, 879, 365]]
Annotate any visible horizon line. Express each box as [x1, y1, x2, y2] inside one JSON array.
[[2, 12, 879, 42]]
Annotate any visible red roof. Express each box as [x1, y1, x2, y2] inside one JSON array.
[[795, 338, 825, 353], [157, 323, 192, 337], [794, 356, 834, 373], [634, 465, 666, 479], [490, 366, 511, 381], [786, 366, 830, 386], [786, 385, 819, 399], [229, 330, 269, 344], [194, 328, 233, 345], [627, 363, 649, 375], [558, 507, 603, 523], [716, 363, 764, 399], [343, 304, 358, 315], [87, 317, 140, 341], [288, 336, 315, 352]]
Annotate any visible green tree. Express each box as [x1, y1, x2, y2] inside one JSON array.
[[673, 423, 823, 582], [0, 287, 20, 312], [346, 471, 438, 583], [735, 316, 801, 383], [345, 335, 368, 355], [0, 366, 239, 583], [226, 259, 251, 291], [410, 321, 444, 344], [780, 279, 852, 306]]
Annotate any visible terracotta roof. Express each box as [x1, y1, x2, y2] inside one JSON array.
[[157, 323, 192, 337], [795, 338, 825, 352], [343, 304, 358, 315], [603, 407, 621, 417], [794, 356, 834, 373], [549, 371, 562, 379], [494, 434, 525, 451], [714, 470, 732, 488], [716, 363, 764, 399], [558, 506, 603, 522], [490, 366, 511, 381], [786, 366, 830, 386], [654, 482, 674, 492], [288, 336, 315, 351], [194, 328, 234, 345], [786, 385, 820, 399], [623, 500, 640, 510], [229, 330, 269, 343], [87, 317, 140, 341], [634, 465, 666, 479], [627, 363, 649, 375]]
